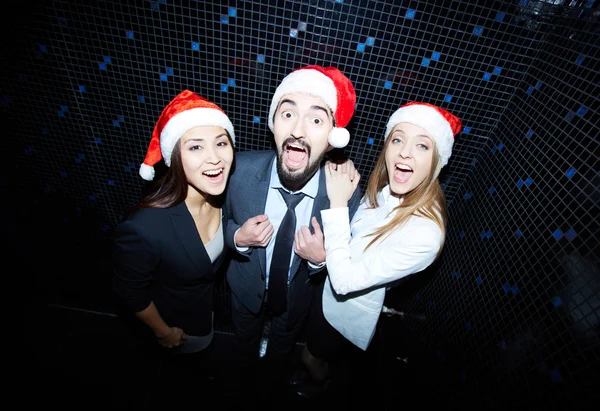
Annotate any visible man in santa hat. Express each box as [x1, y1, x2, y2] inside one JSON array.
[[224, 65, 362, 400]]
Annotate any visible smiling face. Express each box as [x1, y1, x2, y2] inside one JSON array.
[[273, 93, 333, 190], [179, 126, 234, 197], [385, 122, 435, 197]]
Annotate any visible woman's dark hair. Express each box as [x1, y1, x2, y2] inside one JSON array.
[[135, 140, 188, 209]]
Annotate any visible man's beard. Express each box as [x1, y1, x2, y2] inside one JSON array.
[[276, 140, 323, 191]]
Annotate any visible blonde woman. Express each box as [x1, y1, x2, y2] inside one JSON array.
[[293, 101, 462, 397]]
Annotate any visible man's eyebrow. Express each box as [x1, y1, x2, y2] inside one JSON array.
[[277, 98, 296, 110], [310, 105, 331, 118]]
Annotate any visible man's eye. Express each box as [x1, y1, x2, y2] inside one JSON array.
[[312, 118, 323, 125]]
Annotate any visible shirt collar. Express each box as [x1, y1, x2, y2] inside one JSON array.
[[380, 184, 401, 213], [269, 159, 320, 199]]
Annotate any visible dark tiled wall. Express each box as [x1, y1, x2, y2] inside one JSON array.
[[4, 1, 598, 409]]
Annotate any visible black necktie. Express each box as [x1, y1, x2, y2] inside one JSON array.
[[267, 188, 305, 315]]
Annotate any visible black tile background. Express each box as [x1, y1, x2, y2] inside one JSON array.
[[4, 1, 598, 409]]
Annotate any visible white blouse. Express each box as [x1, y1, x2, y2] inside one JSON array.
[[321, 185, 443, 350]]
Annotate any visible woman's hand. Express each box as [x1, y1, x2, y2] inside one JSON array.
[[325, 160, 360, 208], [156, 326, 188, 348]]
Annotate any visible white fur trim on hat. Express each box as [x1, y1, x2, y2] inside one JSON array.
[[385, 105, 454, 167], [267, 69, 338, 133], [160, 108, 235, 167]]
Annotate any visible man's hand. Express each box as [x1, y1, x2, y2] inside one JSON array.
[[294, 216, 326, 264], [235, 214, 274, 247]]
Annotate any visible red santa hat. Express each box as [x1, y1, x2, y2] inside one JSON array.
[[139, 90, 235, 181], [385, 102, 462, 167], [267, 65, 356, 149]]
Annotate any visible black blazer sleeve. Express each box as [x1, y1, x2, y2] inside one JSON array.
[[112, 216, 160, 314]]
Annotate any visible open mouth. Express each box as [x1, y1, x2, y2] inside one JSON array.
[[202, 167, 225, 182], [284, 142, 308, 169], [394, 163, 413, 183]]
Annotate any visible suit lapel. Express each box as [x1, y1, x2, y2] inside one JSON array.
[[252, 155, 275, 275], [169, 202, 212, 273]]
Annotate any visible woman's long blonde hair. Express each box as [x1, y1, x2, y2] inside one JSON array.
[[363, 133, 448, 258]]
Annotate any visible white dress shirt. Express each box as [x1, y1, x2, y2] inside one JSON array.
[[321, 184, 443, 350]]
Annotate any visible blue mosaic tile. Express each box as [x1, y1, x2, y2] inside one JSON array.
[[221, 84, 228, 92], [366, 37, 375, 46], [406, 9, 416, 19], [511, 285, 519, 295], [476, 276, 482, 285], [421, 57, 430, 67], [483, 73, 492, 81], [160, 73, 167, 81], [553, 228, 563, 240], [463, 126, 471, 133], [575, 55, 585, 65], [228, 78, 236, 87], [357, 43, 365, 52], [503, 283, 511, 293], [253, 116, 260, 123], [565, 167, 576, 178], [40, 44, 48, 53], [126, 30, 134, 39], [290, 28, 298, 38], [368, 137, 374, 144], [526, 129, 533, 139], [221, 15, 229, 24], [138, 95, 145, 103], [495, 12, 505, 22], [515, 229, 523, 238], [489, 186, 495, 194], [384, 81, 392, 89], [472, 26, 483, 35], [103, 56, 112, 64], [257, 54, 265, 63], [298, 22, 307, 31], [565, 228, 577, 242], [79, 85, 86, 92], [99, 63, 107, 71], [493, 66, 503, 75], [444, 94, 452, 102], [431, 51, 440, 61], [552, 296, 563, 307], [535, 80, 543, 89], [228, 7, 237, 17], [191, 42, 199, 50], [576, 105, 588, 117]]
